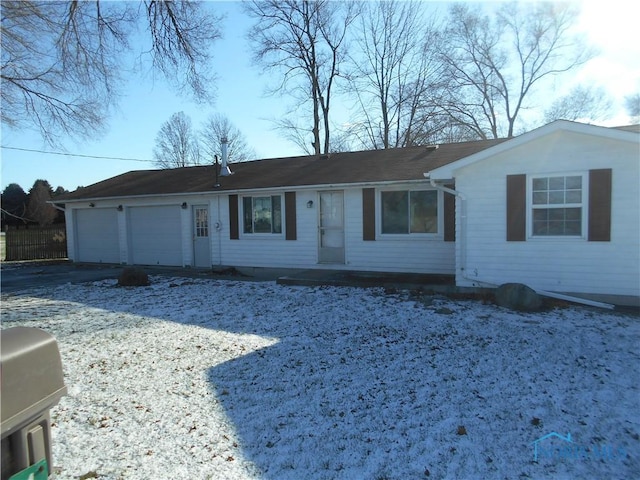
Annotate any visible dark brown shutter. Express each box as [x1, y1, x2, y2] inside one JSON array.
[[506, 174, 526, 241], [588, 169, 612, 242], [443, 189, 456, 242], [285, 191, 297, 240], [362, 188, 376, 241], [228, 194, 239, 240]]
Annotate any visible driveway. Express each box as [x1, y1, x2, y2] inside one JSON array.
[[0, 262, 283, 293], [0, 262, 124, 293]]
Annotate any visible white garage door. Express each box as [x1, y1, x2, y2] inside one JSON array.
[[75, 208, 120, 263], [129, 206, 182, 266]]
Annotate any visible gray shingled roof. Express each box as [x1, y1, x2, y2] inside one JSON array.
[[613, 124, 640, 133], [57, 139, 507, 201]]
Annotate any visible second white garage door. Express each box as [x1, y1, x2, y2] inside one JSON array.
[[128, 206, 182, 266]]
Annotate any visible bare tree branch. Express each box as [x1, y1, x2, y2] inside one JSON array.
[[1, 1, 222, 146], [245, 0, 357, 155], [345, 0, 448, 149], [438, 3, 592, 138], [544, 85, 613, 123], [200, 114, 255, 163], [153, 111, 200, 168]]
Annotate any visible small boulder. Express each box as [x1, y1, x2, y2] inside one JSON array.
[[495, 283, 542, 312], [118, 267, 150, 287]]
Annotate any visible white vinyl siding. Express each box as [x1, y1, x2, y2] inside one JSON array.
[[216, 187, 454, 274], [454, 131, 639, 298]]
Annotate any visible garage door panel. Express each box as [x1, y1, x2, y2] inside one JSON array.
[[76, 208, 120, 263], [129, 206, 182, 266]]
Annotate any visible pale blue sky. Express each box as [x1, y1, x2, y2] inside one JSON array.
[[1, 0, 639, 192]]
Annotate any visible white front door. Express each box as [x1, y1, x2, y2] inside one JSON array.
[[193, 206, 211, 268], [318, 191, 345, 264]]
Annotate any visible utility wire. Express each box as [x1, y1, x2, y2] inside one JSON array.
[[1, 145, 154, 163]]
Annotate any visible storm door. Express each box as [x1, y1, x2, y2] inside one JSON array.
[[193, 206, 211, 267]]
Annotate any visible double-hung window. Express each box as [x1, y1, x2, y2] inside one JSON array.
[[531, 175, 584, 236], [243, 195, 282, 234], [381, 190, 438, 234]]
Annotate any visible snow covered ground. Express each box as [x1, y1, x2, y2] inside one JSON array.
[[2, 276, 639, 479]]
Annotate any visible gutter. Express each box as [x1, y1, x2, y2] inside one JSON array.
[[425, 174, 615, 310], [48, 202, 66, 213]]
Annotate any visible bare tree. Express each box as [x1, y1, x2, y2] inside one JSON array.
[[347, 1, 447, 149], [153, 112, 200, 168], [438, 3, 593, 139], [144, 0, 221, 102], [1, 1, 222, 146], [544, 85, 612, 123], [245, 0, 358, 155], [625, 93, 640, 124], [200, 114, 255, 163]]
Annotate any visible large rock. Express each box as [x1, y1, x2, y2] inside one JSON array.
[[495, 283, 542, 312], [118, 267, 150, 287]]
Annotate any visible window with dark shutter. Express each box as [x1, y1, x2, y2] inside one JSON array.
[[506, 174, 526, 241], [588, 169, 612, 241], [285, 191, 297, 240], [380, 189, 438, 234], [443, 190, 455, 242], [362, 188, 375, 241], [531, 175, 583, 236], [228, 194, 239, 240]]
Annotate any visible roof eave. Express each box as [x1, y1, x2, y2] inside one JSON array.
[[427, 120, 639, 180], [59, 178, 435, 204]]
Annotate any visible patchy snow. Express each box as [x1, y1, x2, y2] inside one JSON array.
[[1, 276, 639, 479]]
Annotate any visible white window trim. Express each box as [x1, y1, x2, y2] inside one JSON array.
[[377, 187, 443, 240], [239, 194, 285, 238], [527, 172, 588, 240]]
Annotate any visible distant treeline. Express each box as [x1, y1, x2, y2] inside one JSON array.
[[1, 180, 68, 228]]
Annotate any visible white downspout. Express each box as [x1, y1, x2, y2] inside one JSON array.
[[427, 177, 480, 287], [216, 196, 223, 266]]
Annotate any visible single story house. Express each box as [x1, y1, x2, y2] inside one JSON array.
[[55, 120, 639, 305]]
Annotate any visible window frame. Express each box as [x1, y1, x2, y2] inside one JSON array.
[[528, 172, 588, 239], [194, 207, 209, 238], [241, 194, 284, 237], [377, 187, 442, 238]]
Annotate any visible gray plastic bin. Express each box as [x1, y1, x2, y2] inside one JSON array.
[[1, 327, 67, 480]]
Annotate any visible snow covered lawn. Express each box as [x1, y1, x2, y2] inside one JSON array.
[[2, 276, 639, 479]]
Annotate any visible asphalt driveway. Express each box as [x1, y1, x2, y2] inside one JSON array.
[[0, 262, 124, 293], [0, 262, 281, 293]]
